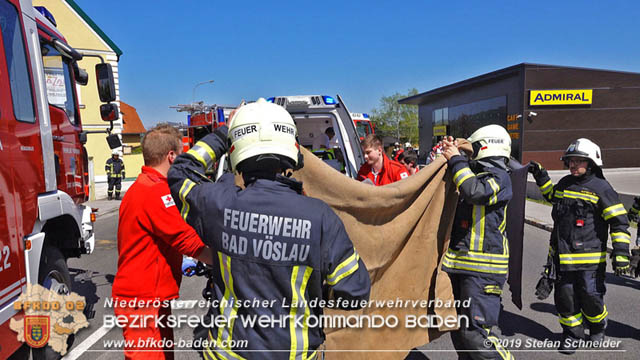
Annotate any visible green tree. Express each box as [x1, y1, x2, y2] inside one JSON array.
[[369, 88, 419, 145]]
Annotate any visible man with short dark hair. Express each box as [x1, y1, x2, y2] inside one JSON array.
[[402, 149, 419, 175], [113, 124, 212, 360], [358, 134, 409, 185], [314, 126, 335, 149]]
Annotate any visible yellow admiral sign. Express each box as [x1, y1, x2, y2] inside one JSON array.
[[433, 125, 447, 136], [530, 89, 592, 106]]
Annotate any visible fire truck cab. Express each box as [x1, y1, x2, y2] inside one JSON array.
[[351, 112, 375, 141], [267, 95, 364, 178], [0, 1, 117, 357]]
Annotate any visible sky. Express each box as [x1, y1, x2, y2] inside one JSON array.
[[73, 0, 640, 128]]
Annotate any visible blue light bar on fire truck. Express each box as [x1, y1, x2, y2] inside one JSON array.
[[34, 6, 57, 27]]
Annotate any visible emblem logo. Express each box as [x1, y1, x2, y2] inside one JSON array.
[[162, 194, 176, 208], [24, 315, 50, 348]]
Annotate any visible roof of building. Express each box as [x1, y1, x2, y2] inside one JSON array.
[[399, 63, 640, 105], [120, 101, 146, 135], [64, 0, 123, 57]]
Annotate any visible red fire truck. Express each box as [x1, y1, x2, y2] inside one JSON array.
[[351, 112, 375, 140], [170, 102, 234, 151], [0, 1, 118, 357]]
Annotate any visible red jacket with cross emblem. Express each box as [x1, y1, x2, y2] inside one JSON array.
[[112, 166, 205, 300], [357, 154, 410, 186]]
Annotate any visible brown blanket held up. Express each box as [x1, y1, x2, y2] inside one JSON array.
[[291, 147, 461, 359]]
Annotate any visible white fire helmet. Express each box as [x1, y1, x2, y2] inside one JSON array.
[[227, 98, 299, 172], [561, 138, 602, 167], [112, 149, 121, 156], [466, 124, 512, 160]]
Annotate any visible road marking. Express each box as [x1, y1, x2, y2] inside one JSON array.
[[63, 325, 114, 360]]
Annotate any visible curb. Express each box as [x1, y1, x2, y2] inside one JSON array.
[[524, 218, 553, 232], [99, 207, 120, 218]]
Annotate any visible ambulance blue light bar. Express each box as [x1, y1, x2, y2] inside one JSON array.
[[266, 97, 275, 103], [34, 6, 57, 27], [363, 113, 369, 118], [322, 96, 337, 105]]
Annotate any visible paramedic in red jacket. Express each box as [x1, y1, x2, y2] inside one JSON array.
[[357, 134, 409, 185], [112, 124, 212, 360]]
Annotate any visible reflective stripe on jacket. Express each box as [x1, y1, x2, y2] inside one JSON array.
[[106, 158, 125, 178]]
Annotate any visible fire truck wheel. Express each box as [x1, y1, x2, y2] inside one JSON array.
[[32, 246, 74, 360]]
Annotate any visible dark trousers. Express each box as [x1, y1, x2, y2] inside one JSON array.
[[449, 273, 512, 360], [108, 177, 122, 198], [554, 270, 607, 339]]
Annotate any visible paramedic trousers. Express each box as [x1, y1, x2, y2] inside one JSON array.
[[449, 273, 513, 360], [113, 304, 174, 360]]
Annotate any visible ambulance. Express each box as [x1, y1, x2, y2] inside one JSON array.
[[266, 95, 365, 178]]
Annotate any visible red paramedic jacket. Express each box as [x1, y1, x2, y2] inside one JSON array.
[[357, 154, 409, 186], [112, 166, 205, 301]]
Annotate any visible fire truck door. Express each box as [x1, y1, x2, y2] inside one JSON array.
[[0, 0, 32, 311]]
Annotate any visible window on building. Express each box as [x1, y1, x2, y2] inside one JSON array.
[[41, 43, 78, 125], [0, 0, 36, 123], [446, 96, 507, 139]]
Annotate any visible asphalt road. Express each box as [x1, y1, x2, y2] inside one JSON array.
[[63, 211, 640, 360]]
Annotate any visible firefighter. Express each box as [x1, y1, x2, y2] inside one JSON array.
[[529, 138, 630, 354], [441, 125, 514, 360], [167, 98, 371, 359], [106, 150, 125, 200]]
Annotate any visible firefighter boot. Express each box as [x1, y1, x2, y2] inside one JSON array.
[[108, 192, 112, 200], [558, 332, 580, 355], [115, 192, 121, 200], [589, 321, 606, 344]]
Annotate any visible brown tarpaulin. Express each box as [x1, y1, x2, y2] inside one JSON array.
[[292, 147, 460, 359]]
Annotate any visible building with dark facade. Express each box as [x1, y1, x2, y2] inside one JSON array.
[[399, 63, 640, 169]]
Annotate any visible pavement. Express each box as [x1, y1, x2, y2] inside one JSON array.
[[87, 180, 134, 217]]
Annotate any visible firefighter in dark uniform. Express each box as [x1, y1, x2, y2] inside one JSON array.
[[168, 98, 371, 360], [529, 138, 630, 354], [106, 150, 125, 200], [441, 125, 514, 360]]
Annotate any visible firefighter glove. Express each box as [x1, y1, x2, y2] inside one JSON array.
[[613, 255, 630, 276], [535, 275, 553, 300], [528, 160, 546, 179], [630, 248, 640, 278]]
